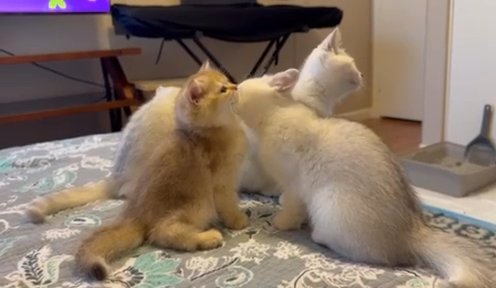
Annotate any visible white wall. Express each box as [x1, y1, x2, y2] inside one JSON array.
[[446, 0, 496, 145], [0, 0, 372, 148]]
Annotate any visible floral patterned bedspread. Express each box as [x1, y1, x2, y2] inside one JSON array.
[[0, 134, 495, 288]]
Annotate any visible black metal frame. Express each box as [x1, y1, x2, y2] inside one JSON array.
[[194, 34, 290, 83], [103, 33, 292, 131], [100, 59, 122, 132], [165, 34, 291, 83]]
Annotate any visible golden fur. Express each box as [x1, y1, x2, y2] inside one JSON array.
[[76, 67, 248, 280]]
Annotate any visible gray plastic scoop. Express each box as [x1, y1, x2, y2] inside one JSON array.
[[464, 104, 496, 166]]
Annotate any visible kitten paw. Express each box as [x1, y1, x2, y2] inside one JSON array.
[[198, 229, 223, 250], [273, 212, 301, 231], [224, 211, 249, 230]]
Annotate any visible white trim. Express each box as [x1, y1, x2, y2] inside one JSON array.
[[420, 0, 451, 146], [415, 184, 496, 229], [443, 0, 454, 141], [336, 108, 372, 121]]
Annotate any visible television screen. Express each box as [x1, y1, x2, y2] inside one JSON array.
[[0, 0, 111, 14]]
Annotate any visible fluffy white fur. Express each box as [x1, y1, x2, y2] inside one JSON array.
[[238, 122, 280, 195], [24, 59, 275, 222], [240, 28, 362, 195], [292, 28, 362, 117], [236, 30, 494, 288], [24, 58, 282, 222]]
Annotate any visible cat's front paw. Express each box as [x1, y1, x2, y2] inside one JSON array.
[[223, 211, 249, 230], [198, 229, 223, 250], [273, 212, 301, 231]]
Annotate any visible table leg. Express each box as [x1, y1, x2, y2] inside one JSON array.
[[247, 39, 276, 78], [192, 37, 237, 83], [100, 59, 120, 132], [261, 34, 290, 75], [101, 57, 143, 122]]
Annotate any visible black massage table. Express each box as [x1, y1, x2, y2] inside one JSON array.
[[111, 3, 343, 82]]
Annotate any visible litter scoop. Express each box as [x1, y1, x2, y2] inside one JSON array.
[[464, 104, 496, 166]]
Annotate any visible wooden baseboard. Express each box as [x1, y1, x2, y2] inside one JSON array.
[[0, 97, 139, 124]]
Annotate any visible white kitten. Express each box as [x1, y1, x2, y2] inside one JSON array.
[[240, 28, 363, 196], [236, 31, 494, 288], [292, 28, 363, 117], [238, 122, 280, 196]]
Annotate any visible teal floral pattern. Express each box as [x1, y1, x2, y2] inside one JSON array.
[[108, 251, 183, 288], [215, 266, 253, 288], [0, 133, 494, 288], [16, 170, 78, 194], [4, 245, 72, 288], [0, 236, 24, 258], [64, 215, 102, 228], [0, 157, 14, 173]]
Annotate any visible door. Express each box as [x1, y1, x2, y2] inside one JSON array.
[[372, 0, 427, 121]]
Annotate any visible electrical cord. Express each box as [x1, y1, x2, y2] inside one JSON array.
[[0, 48, 105, 89]]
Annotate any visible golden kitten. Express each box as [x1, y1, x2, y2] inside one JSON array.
[[76, 66, 248, 280]]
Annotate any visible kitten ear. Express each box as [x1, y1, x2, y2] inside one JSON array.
[[332, 28, 343, 51], [319, 28, 342, 53], [186, 79, 206, 104], [199, 60, 212, 71], [268, 69, 300, 92]]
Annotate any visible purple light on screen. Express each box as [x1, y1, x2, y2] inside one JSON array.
[[0, 0, 110, 14]]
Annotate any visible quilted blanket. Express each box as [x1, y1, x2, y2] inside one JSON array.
[[0, 134, 494, 288]]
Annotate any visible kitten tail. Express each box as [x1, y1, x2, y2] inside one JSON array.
[[412, 223, 494, 288], [25, 180, 110, 223], [76, 219, 145, 280]]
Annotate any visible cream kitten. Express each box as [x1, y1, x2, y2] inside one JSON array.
[[26, 29, 357, 215], [25, 68, 193, 223], [240, 28, 362, 196], [77, 66, 248, 281], [236, 32, 494, 287], [25, 59, 275, 221]]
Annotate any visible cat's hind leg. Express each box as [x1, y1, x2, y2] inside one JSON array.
[[273, 191, 306, 230], [148, 218, 223, 251], [308, 188, 413, 267]]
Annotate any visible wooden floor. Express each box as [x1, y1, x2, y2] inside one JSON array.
[[360, 118, 422, 154]]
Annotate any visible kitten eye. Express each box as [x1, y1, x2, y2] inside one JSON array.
[[220, 86, 227, 93]]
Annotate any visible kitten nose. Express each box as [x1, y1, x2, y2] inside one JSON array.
[[360, 73, 364, 78]]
